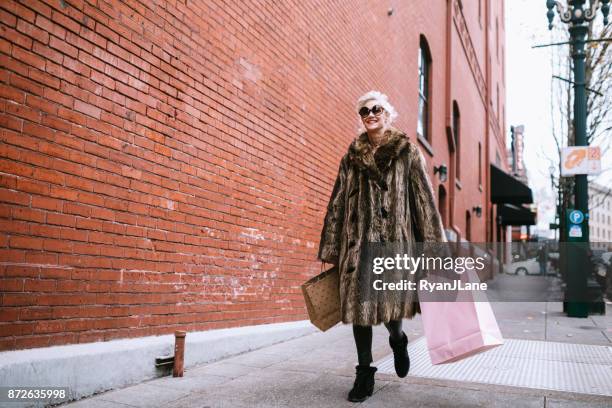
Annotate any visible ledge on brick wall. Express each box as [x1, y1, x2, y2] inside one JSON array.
[[0, 320, 316, 404]]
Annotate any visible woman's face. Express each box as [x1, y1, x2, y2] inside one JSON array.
[[360, 101, 387, 132]]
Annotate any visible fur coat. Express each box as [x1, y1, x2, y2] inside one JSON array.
[[317, 126, 446, 326]]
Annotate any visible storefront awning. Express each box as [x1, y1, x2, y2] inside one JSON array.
[[490, 164, 533, 204], [498, 203, 536, 226]]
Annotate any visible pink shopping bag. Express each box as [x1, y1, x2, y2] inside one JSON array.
[[418, 266, 503, 364]]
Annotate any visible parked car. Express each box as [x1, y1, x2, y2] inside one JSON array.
[[504, 257, 542, 275], [590, 251, 611, 296]]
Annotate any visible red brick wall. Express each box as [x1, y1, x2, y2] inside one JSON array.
[[0, 0, 504, 351]]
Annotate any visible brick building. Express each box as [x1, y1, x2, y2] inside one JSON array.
[[0, 0, 515, 353]]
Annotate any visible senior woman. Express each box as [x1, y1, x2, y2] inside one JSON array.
[[317, 91, 446, 402]]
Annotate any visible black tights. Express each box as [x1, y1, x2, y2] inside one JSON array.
[[352, 320, 403, 366]]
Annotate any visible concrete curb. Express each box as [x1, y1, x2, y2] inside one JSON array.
[[0, 320, 316, 403]]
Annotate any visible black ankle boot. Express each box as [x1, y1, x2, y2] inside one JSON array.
[[389, 332, 410, 378], [347, 365, 377, 402]]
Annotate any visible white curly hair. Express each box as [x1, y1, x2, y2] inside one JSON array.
[[355, 90, 398, 134]]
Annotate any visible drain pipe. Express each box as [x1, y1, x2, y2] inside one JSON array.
[[173, 330, 186, 377]]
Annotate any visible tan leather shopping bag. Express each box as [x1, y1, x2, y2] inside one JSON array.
[[301, 265, 341, 331]]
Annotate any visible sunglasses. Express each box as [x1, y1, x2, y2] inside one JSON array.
[[359, 105, 385, 118]]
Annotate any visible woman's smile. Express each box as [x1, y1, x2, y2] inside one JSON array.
[[364, 116, 382, 129]]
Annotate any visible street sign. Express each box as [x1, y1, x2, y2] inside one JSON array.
[[565, 208, 588, 243], [569, 210, 584, 224], [569, 225, 583, 238], [560, 146, 601, 176]]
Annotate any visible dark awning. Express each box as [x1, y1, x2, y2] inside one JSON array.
[[498, 203, 536, 226], [490, 164, 533, 204]]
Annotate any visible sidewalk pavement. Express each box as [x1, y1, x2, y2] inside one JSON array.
[[62, 280, 612, 408]]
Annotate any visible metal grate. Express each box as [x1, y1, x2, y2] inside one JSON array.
[[375, 337, 612, 396]]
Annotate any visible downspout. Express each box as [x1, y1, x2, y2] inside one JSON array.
[[484, 0, 500, 273], [485, 0, 492, 244], [446, 0, 460, 242]]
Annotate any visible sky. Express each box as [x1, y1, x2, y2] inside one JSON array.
[[505, 0, 611, 238]]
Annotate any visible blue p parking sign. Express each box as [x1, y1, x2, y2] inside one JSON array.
[[569, 210, 584, 225]]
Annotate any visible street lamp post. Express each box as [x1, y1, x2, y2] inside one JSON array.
[[546, 0, 609, 317]]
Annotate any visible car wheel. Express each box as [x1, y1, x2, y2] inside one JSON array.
[[516, 267, 528, 275]]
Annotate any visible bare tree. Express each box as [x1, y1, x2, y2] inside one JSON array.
[[548, 18, 611, 240]]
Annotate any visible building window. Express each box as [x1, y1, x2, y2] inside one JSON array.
[[453, 101, 460, 180], [496, 18, 499, 61], [478, 142, 482, 187], [417, 36, 432, 143], [465, 210, 472, 242], [438, 185, 447, 227], [496, 83, 500, 116], [502, 46, 505, 79]]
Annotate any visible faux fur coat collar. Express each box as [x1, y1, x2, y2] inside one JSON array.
[[347, 127, 410, 184]]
